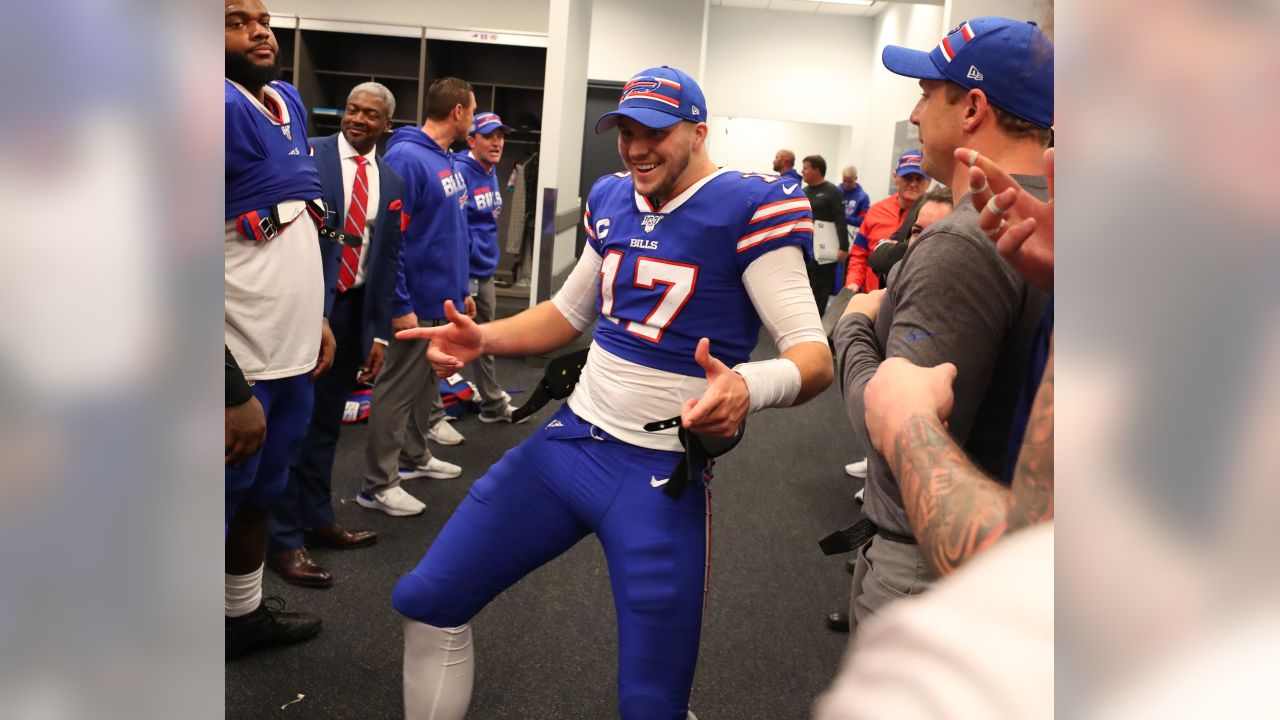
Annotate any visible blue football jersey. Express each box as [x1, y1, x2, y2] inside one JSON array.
[[582, 169, 813, 377], [224, 79, 322, 220]]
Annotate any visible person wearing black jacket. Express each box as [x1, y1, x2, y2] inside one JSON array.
[[801, 155, 848, 314], [867, 186, 954, 287]]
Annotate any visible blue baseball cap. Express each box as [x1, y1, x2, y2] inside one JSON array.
[[470, 112, 511, 136], [882, 16, 1053, 129], [595, 66, 708, 133], [896, 150, 926, 177]]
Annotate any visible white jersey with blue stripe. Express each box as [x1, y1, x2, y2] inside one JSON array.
[[562, 168, 815, 450]]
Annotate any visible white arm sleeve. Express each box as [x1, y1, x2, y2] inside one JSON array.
[[550, 244, 603, 332], [742, 245, 829, 353]]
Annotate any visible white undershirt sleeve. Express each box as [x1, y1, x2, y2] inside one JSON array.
[[730, 245, 830, 411], [741, 245, 829, 353], [550, 244, 603, 332]]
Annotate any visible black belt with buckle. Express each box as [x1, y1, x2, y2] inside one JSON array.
[[818, 517, 917, 556], [642, 415, 744, 501], [509, 345, 746, 501], [236, 198, 359, 248]]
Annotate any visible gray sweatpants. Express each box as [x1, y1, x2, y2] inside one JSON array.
[[848, 535, 935, 636], [362, 318, 446, 495], [470, 276, 507, 413]]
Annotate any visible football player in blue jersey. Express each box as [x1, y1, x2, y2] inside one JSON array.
[[223, 0, 329, 660], [392, 66, 833, 720]]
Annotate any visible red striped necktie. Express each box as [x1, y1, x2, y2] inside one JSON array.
[[337, 155, 369, 292]]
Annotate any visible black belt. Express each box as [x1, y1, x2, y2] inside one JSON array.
[[510, 346, 746, 501], [235, 198, 359, 248], [818, 517, 916, 556], [641, 415, 743, 501]]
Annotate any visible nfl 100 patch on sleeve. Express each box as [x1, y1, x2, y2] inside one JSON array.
[[580, 170, 812, 377]]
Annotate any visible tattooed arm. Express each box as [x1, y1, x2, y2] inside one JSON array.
[[865, 340, 1054, 575]]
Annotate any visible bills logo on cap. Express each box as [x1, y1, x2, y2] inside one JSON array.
[[471, 112, 509, 135], [594, 66, 708, 132], [898, 152, 923, 170], [621, 76, 681, 109], [938, 22, 977, 62]]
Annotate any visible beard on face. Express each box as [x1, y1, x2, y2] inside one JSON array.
[[225, 48, 278, 91], [644, 146, 693, 206]]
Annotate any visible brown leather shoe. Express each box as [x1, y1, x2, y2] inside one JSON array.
[[267, 548, 333, 588], [304, 523, 378, 550], [825, 611, 850, 633]]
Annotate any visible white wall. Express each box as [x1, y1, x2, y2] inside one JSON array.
[[587, 0, 707, 82], [267, 0, 549, 34], [859, 1, 946, 200], [946, 0, 1047, 27], [703, 7, 873, 187], [705, 116, 845, 178], [533, 0, 593, 303], [705, 7, 874, 127]]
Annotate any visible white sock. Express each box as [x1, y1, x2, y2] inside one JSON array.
[[225, 565, 264, 618], [404, 620, 474, 720]]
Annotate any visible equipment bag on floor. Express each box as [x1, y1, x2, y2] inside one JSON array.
[[342, 386, 373, 424], [440, 373, 481, 418]]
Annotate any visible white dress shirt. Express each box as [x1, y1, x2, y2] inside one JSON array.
[[337, 132, 380, 288]]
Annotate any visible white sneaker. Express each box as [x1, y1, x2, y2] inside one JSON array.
[[844, 459, 868, 479], [478, 402, 529, 424], [356, 487, 425, 517], [398, 457, 463, 480], [428, 418, 465, 445]]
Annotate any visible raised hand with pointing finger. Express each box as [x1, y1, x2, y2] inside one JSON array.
[[395, 299, 483, 376]]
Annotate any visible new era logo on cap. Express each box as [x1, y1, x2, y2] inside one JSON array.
[[595, 66, 708, 133], [881, 16, 1053, 129]]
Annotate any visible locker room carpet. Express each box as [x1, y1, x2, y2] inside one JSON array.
[[226, 336, 868, 720]]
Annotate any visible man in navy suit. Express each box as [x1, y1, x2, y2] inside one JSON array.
[[268, 82, 406, 587]]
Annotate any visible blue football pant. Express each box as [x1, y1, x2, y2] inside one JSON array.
[[393, 404, 711, 720], [225, 373, 314, 528]]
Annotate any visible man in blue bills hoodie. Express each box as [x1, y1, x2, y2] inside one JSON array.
[[454, 111, 525, 423], [357, 77, 476, 518]]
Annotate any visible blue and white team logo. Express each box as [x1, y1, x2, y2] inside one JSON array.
[[641, 214, 663, 233]]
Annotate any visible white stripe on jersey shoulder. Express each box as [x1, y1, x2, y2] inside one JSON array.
[[749, 198, 812, 225], [737, 219, 814, 253], [227, 79, 291, 125], [632, 168, 733, 214]]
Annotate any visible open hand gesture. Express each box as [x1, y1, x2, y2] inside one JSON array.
[[957, 146, 1054, 292]]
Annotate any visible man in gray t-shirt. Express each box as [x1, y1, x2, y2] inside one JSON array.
[[833, 16, 1054, 634]]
